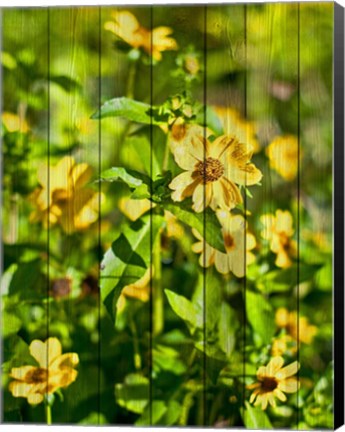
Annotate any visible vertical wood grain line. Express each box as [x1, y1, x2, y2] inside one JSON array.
[[97, 5, 102, 424], [149, 5, 153, 426], [202, 5, 207, 425], [243, 3, 247, 413], [47, 6, 51, 400], [297, 3, 301, 428]]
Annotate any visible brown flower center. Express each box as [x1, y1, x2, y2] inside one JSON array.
[[261, 376, 278, 392], [196, 157, 224, 183], [224, 233, 236, 251], [27, 368, 48, 384]]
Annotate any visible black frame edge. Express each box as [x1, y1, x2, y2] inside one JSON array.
[[334, 2, 344, 430]]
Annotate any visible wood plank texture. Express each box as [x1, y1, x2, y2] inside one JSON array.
[[1, 3, 340, 429]]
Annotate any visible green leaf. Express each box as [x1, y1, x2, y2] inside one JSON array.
[[257, 263, 323, 293], [115, 374, 149, 414], [153, 345, 187, 375], [8, 259, 43, 299], [135, 400, 167, 425], [2, 311, 22, 338], [164, 200, 225, 253], [246, 290, 275, 345], [242, 401, 273, 429], [78, 412, 108, 425], [125, 134, 161, 179], [194, 105, 224, 135], [100, 167, 149, 189], [49, 75, 81, 92], [100, 215, 164, 322], [91, 97, 163, 124], [165, 289, 202, 332], [161, 400, 182, 426], [218, 302, 238, 358]]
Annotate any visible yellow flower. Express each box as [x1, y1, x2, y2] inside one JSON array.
[[260, 210, 296, 268], [248, 356, 299, 410], [30, 156, 102, 233], [119, 198, 183, 239], [192, 211, 256, 278], [275, 307, 317, 345], [266, 135, 300, 181], [104, 11, 177, 61], [118, 197, 153, 221], [214, 106, 260, 153], [169, 130, 262, 213], [117, 267, 151, 312], [271, 334, 297, 357], [2, 112, 29, 133], [9, 338, 79, 405]]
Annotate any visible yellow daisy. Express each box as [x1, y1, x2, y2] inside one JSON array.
[[214, 106, 260, 153], [169, 130, 262, 213], [30, 156, 102, 233], [192, 211, 256, 278], [2, 111, 29, 133], [275, 307, 317, 345], [271, 334, 297, 357], [9, 338, 79, 405], [266, 135, 300, 181], [260, 210, 296, 268], [248, 356, 299, 410], [104, 11, 177, 61]]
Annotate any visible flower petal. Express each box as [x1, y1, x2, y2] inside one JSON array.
[[50, 353, 79, 371], [273, 388, 287, 402], [276, 361, 299, 379], [169, 171, 195, 201], [192, 183, 205, 213], [9, 381, 34, 398], [9, 366, 38, 381], [278, 378, 299, 393], [30, 338, 62, 368], [266, 356, 284, 377], [27, 393, 44, 405]]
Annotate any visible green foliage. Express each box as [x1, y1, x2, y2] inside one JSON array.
[[100, 215, 164, 322]]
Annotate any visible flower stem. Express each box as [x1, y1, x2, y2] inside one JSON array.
[[129, 315, 142, 371], [45, 402, 52, 425], [126, 61, 137, 99], [153, 234, 163, 335]]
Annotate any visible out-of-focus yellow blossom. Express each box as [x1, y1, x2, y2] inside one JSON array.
[[30, 156, 103, 233], [104, 11, 177, 61], [164, 210, 184, 239], [260, 210, 296, 268], [247, 356, 299, 410], [9, 338, 79, 405], [169, 129, 262, 213], [183, 54, 200, 76], [271, 334, 297, 357], [266, 135, 300, 181], [2, 112, 29, 133], [118, 197, 153, 221], [214, 106, 260, 153], [118, 198, 183, 239], [275, 307, 317, 345], [192, 211, 256, 278], [117, 267, 151, 312]]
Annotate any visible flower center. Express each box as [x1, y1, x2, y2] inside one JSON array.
[[224, 233, 236, 251], [261, 376, 278, 392], [196, 157, 224, 183], [27, 368, 48, 384]]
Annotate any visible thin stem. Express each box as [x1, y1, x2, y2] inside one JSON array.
[[152, 234, 163, 335], [45, 402, 52, 425], [129, 315, 142, 371], [162, 133, 170, 173], [126, 61, 137, 99]]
